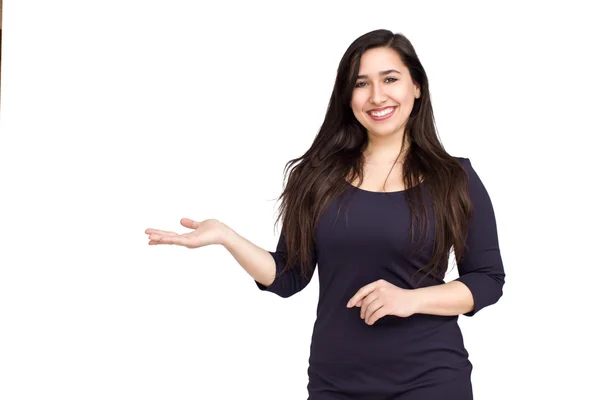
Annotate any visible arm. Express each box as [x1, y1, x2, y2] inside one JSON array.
[[413, 157, 505, 317], [220, 224, 317, 298], [412, 280, 475, 316], [453, 157, 506, 316]]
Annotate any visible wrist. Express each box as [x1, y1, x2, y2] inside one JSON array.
[[409, 288, 425, 315], [217, 222, 235, 247]]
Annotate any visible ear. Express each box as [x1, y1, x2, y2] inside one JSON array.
[[415, 86, 421, 99]]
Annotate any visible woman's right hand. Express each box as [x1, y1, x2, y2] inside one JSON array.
[[145, 218, 228, 249]]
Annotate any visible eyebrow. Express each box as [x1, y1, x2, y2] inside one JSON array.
[[356, 69, 402, 80]]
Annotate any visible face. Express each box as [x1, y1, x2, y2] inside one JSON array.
[[350, 47, 420, 138]]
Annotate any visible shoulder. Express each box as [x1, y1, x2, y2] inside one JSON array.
[[451, 156, 491, 196], [452, 156, 472, 168], [451, 156, 478, 185]]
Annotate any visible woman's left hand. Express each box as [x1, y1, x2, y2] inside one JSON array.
[[346, 279, 420, 325]]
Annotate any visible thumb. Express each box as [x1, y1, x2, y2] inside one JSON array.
[[180, 218, 199, 229]]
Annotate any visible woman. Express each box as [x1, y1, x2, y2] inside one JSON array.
[[145, 29, 505, 400]]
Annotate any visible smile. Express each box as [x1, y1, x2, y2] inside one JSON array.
[[367, 106, 397, 120]]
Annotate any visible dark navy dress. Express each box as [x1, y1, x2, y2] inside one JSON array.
[[255, 157, 505, 399]]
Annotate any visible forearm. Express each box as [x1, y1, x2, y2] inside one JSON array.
[[219, 223, 277, 287], [412, 281, 474, 316]]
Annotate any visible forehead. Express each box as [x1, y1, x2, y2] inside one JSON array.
[[358, 47, 406, 74]]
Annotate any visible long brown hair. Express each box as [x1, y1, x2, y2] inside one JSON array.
[[272, 29, 473, 286]]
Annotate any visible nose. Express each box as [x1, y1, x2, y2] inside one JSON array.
[[369, 82, 387, 105]]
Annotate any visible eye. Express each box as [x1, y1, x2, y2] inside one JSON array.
[[355, 77, 398, 88]]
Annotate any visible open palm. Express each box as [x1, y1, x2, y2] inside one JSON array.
[[145, 218, 225, 249]]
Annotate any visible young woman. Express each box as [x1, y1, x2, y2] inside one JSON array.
[[145, 29, 506, 400]]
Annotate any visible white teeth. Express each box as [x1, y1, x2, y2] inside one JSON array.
[[369, 107, 394, 117]]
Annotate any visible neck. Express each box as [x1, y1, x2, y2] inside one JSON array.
[[363, 130, 410, 165]]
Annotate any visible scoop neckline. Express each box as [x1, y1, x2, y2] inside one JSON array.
[[344, 179, 424, 194]]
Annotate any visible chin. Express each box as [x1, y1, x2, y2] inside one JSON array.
[[368, 125, 403, 136]]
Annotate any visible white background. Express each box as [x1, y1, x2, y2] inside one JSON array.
[[1, 1, 598, 399]]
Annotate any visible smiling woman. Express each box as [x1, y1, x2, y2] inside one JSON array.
[[146, 28, 505, 400], [248, 28, 505, 400]]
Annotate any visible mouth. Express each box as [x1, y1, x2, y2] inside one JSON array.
[[366, 106, 397, 121]]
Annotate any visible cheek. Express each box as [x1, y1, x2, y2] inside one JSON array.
[[397, 95, 413, 109], [394, 88, 415, 106], [350, 93, 367, 115]]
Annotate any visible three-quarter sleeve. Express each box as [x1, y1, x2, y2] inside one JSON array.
[[454, 157, 506, 317], [255, 230, 317, 298]]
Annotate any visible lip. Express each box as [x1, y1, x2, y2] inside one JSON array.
[[368, 106, 396, 112], [366, 106, 397, 121]]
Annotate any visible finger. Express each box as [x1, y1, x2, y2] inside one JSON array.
[[367, 305, 388, 325], [363, 298, 383, 321], [360, 293, 378, 319], [180, 218, 200, 229], [145, 228, 178, 236], [347, 281, 379, 308], [149, 234, 190, 246]]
